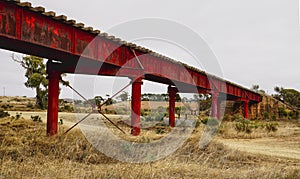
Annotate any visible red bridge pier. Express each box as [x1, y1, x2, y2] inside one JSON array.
[[131, 78, 143, 136], [168, 86, 178, 127], [243, 100, 249, 119], [211, 91, 221, 119], [46, 69, 61, 136]]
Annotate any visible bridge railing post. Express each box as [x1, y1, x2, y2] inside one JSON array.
[[46, 70, 61, 136], [168, 86, 178, 127], [131, 78, 143, 136]]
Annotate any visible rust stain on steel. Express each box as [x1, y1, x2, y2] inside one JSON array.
[[0, 1, 261, 103], [0, 2, 16, 37], [96, 37, 124, 66], [21, 11, 71, 51], [76, 39, 90, 55], [75, 30, 96, 58]]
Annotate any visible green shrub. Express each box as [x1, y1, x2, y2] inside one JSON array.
[[201, 117, 209, 125], [223, 114, 230, 121], [263, 112, 269, 120], [156, 128, 165, 134], [278, 108, 288, 118], [15, 113, 22, 120], [140, 109, 146, 117], [12, 98, 22, 102], [232, 114, 244, 121], [31, 115, 42, 122], [218, 124, 227, 134], [1, 104, 8, 110], [194, 120, 201, 128], [26, 102, 34, 109], [265, 122, 278, 132], [233, 118, 252, 134], [271, 114, 277, 121], [0, 109, 10, 118]]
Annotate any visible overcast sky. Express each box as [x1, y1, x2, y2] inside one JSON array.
[[0, 0, 299, 99]]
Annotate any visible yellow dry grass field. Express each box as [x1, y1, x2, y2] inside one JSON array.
[[0, 96, 299, 178], [0, 116, 299, 178]]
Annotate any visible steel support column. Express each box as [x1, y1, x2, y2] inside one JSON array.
[[131, 78, 143, 136], [46, 70, 61, 136], [217, 99, 221, 120], [211, 92, 219, 119], [244, 100, 249, 119], [168, 86, 178, 127]]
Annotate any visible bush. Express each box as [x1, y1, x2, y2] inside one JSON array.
[[0, 109, 10, 118], [278, 107, 288, 118], [156, 127, 165, 134], [265, 122, 278, 132], [140, 109, 146, 117], [31, 115, 42, 122], [271, 114, 277, 121], [1, 104, 12, 110], [26, 102, 34, 109], [263, 112, 269, 120], [223, 114, 230, 121], [15, 113, 22, 120], [194, 120, 201, 128], [201, 117, 209, 125], [233, 118, 252, 134], [232, 114, 244, 121]]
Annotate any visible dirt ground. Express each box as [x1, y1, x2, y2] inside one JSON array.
[[219, 137, 300, 160]]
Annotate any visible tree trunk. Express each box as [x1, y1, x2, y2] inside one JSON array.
[[36, 86, 43, 109]]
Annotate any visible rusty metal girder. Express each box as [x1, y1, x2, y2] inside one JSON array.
[[0, 0, 262, 103]]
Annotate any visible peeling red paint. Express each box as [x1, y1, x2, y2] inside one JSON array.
[[0, 0, 261, 103]]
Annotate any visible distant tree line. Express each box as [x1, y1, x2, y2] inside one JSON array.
[[272, 87, 300, 109]]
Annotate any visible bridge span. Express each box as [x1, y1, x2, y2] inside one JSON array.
[[0, 0, 262, 136]]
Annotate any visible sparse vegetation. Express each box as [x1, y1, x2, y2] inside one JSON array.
[[0, 109, 10, 118], [0, 95, 299, 178], [15, 112, 22, 120], [0, 117, 298, 178], [273, 86, 300, 109], [265, 122, 278, 132], [31, 115, 42, 122]]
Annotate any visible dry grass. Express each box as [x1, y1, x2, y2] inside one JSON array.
[[0, 96, 37, 112], [0, 117, 299, 178], [219, 121, 300, 139]]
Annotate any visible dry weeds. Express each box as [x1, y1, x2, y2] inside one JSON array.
[[0, 117, 299, 178]]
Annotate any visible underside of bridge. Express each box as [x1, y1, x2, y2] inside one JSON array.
[[0, 0, 262, 136]]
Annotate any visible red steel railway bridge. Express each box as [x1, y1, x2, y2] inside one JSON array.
[[0, 0, 262, 136]]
